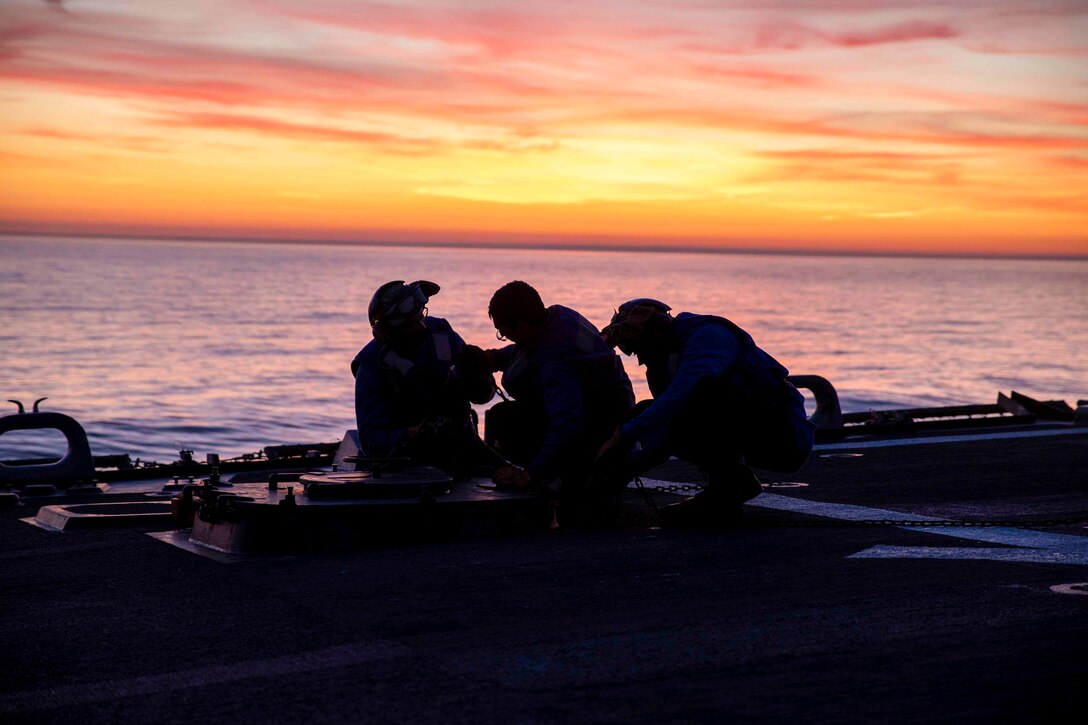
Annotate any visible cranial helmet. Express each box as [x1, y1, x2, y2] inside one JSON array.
[[369, 280, 440, 332], [601, 298, 672, 354]]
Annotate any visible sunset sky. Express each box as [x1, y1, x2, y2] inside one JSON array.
[[1, 0, 1086, 256]]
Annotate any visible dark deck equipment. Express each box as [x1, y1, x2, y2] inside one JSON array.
[[0, 399, 95, 487], [183, 463, 554, 555]]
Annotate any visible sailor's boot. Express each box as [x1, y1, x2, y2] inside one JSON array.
[[657, 466, 762, 528]]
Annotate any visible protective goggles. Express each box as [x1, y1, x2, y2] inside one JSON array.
[[381, 286, 428, 328]]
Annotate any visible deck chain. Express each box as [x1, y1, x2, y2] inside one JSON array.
[[638, 480, 706, 494]]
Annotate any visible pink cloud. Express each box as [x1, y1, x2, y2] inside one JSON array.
[[148, 110, 561, 155], [897, 87, 1088, 127], [3, 65, 263, 105], [1047, 155, 1088, 170], [154, 111, 437, 149], [682, 17, 960, 55], [686, 63, 822, 89], [570, 103, 1086, 151], [827, 21, 959, 47], [274, 2, 610, 61]]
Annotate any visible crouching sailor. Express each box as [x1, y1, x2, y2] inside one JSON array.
[[351, 280, 505, 478], [596, 299, 815, 527], [470, 281, 635, 525]]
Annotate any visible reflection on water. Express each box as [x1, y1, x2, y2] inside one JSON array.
[[1, 235, 1086, 461]]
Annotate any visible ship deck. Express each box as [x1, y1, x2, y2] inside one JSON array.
[[2, 424, 1087, 723]]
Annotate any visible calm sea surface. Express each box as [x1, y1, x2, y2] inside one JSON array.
[[2, 235, 1086, 462]]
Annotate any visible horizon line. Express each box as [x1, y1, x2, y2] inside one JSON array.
[[2, 229, 1086, 264]]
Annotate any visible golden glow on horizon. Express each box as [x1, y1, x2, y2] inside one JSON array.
[[1, 0, 1086, 256]]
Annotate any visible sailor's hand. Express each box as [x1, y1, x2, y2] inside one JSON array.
[[455, 345, 498, 404], [460, 344, 498, 373], [594, 428, 624, 464], [406, 416, 440, 442], [593, 428, 637, 484], [492, 465, 534, 489]]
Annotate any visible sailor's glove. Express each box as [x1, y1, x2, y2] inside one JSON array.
[[455, 345, 498, 404], [492, 464, 535, 490], [594, 428, 623, 464], [404, 416, 445, 454], [593, 428, 637, 483]]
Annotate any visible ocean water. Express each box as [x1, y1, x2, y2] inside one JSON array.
[[2, 235, 1086, 462]]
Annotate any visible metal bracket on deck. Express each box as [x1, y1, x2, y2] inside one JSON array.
[[787, 375, 843, 432], [0, 400, 95, 487]]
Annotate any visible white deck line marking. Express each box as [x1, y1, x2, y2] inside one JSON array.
[[750, 492, 1088, 566], [747, 492, 942, 523], [0, 639, 410, 714], [855, 546, 1088, 565], [814, 426, 1088, 451]]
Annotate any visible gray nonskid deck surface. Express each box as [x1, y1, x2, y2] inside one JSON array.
[[2, 432, 1086, 723]]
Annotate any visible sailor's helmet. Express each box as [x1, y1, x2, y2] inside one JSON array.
[[602, 298, 672, 354], [368, 280, 440, 331]]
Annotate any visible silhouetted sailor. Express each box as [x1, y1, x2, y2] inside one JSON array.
[[473, 281, 634, 518], [597, 299, 814, 527], [351, 280, 502, 478]]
